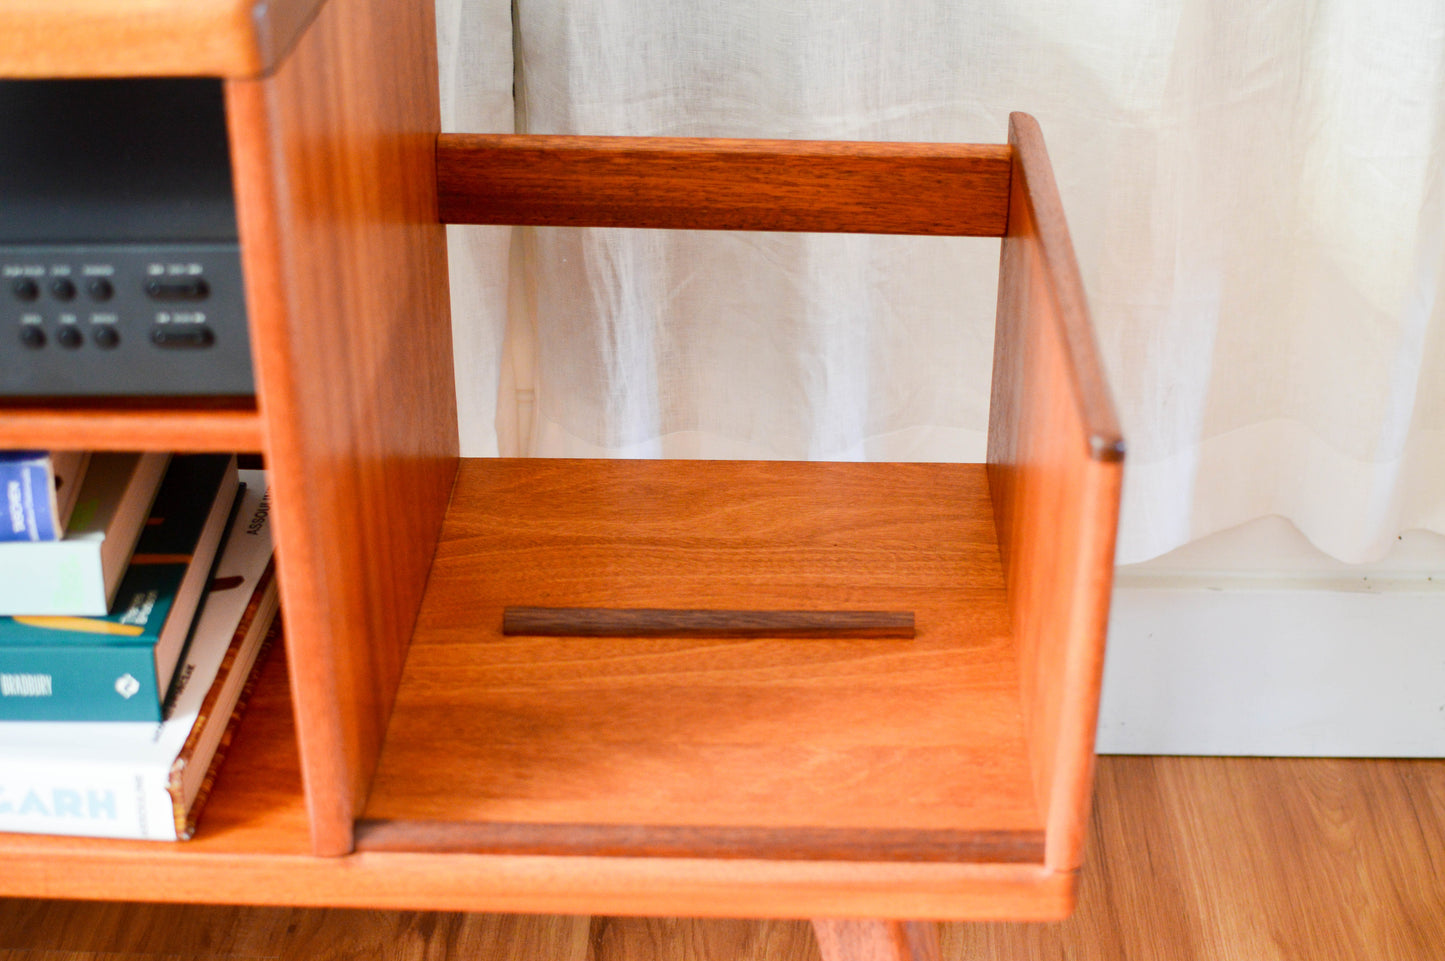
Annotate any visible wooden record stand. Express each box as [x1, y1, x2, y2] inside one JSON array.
[[0, 1, 1125, 959]]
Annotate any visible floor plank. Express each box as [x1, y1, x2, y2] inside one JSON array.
[[2, 757, 1442, 960], [951, 757, 1445, 960]]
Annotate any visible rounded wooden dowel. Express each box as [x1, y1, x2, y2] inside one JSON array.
[[502, 606, 916, 639]]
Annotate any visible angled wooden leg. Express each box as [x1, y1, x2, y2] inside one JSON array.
[[811, 920, 941, 961]]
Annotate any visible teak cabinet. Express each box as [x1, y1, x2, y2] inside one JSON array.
[[0, 0, 1124, 955]]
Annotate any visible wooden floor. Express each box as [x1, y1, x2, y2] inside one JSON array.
[[2, 756, 1442, 960]]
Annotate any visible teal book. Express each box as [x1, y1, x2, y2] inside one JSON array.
[[0, 455, 239, 722]]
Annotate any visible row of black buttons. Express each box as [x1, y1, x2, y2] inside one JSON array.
[[18, 325, 215, 350], [9, 277, 210, 303], [19, 325, 120, 349], [10, 277, 114, 303]]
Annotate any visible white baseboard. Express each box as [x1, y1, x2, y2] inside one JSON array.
[[1096, 518, 1445, 757]]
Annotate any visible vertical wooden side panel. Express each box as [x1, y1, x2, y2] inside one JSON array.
[[987, 114, 1124, 875], [226, 0, 457, 854]]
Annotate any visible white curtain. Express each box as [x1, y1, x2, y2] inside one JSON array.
[[440, 0, 1445, 565], [437, 0, 515, 456]]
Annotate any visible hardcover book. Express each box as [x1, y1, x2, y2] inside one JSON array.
[[0, 455, 238, 721], [0, 471, 277, 840], [0, 451, 167, 615], [0, 450, 90, 542]]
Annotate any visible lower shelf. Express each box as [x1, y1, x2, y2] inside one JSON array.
[[361, 459, 1043, 864], [0, 457, 1075, 920]]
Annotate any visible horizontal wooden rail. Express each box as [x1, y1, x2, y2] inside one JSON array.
[[436, 134, 1012, 235], [0, 400, 262, 452]]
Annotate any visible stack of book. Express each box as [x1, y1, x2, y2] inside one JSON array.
[[0, 452, 278, 840]]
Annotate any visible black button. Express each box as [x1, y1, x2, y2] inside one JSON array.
[[93, 326, 120, 349], [18, 326, 45, 348], [86, 278, 114, 302], [11, 278, 39, 302], [56, 325, 83, 349], [151, 325, 215, 348], [145, 278, 209, 301], [50, 278, 76, 301]]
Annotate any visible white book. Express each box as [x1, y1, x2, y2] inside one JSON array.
[[0, 471, 277, 841], [0, 452, 169, 615]]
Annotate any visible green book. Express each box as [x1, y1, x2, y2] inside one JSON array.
[[0, 455, 239, 722]]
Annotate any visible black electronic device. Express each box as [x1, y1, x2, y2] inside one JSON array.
[[0, 78, 252, 397]]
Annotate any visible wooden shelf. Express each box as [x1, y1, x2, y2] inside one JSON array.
[[0, 614, 1071, 921], [0, 0, 1123, 929], [0, 401, 262, 452], [0, 0, 327, 78], [0, 458, 1083, 920], [359, 458, 1044, 864], [0, 646, 310, 871], [0, 96, 1124, 923]]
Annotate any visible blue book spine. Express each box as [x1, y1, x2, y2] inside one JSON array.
[[0, 451, 58, 543]]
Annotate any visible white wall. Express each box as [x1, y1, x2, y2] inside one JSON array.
[[1098, 517, 1445, 756]]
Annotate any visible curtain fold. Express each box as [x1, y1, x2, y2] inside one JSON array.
[[440, 0, 1445, 565], [437, 0, 516, 456]]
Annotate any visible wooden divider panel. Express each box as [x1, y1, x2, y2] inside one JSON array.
[[987, 113, 1125, 872], [225, 0, 457, 854]]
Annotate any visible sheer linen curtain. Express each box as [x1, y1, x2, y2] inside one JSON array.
[[437, 0, 515, 456], [440, 0, 1445, 566]]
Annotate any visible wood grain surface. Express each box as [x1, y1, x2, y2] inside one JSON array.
[[0, 0, 326, 78], [813, 920, 941, 961], [986, 112, 1124, 873], [436, 135, 1011, 235], [502, 607, 916, 639], [224, 0, 456, 855], [5, 756, 1442, 958], [0, 647, 1066, 921], [354, 820, 1041, 864], [363, 458, 1043, 868], [0, 401, 261, 451]]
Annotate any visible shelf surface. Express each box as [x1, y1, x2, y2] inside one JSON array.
[[0, 631, 1067, 920], [0, 0, 326, 78], [361, 458, 1043, 864]]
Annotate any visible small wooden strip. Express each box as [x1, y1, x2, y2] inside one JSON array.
[[502, 606, 916, 638], [436, 134, 1012, 236], [354, 820, 1045, 864]]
